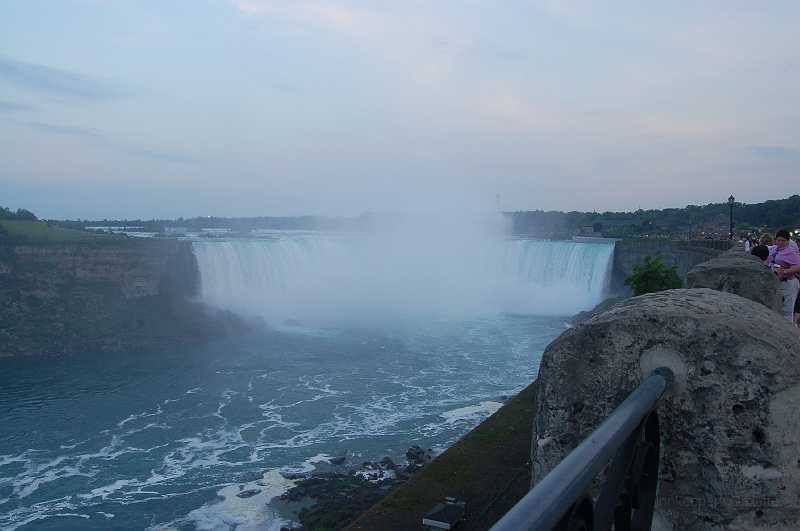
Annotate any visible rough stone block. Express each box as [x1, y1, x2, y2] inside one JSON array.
[[532, 288, 800, 530], [686, 249, 782, 313]]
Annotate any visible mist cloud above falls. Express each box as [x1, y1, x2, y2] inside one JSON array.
[[193, 211, 613, 327]]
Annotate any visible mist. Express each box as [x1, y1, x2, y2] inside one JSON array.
[[192, 210, 615, 328]]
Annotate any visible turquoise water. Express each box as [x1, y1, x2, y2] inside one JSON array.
[[0, 315, 565, 530]]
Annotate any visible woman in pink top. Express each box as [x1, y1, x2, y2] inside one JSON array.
[[767, 229, 800, 321]]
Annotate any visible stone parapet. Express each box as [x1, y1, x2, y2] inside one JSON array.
[[686, 249, 782, 312], [531, 289, 800, 530]]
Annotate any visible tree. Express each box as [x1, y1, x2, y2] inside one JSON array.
[[624, 255, 682, 296], [14, 208, 37, 220], [0, 206, 38, 220]]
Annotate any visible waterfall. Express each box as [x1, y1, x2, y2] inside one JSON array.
[[192, 236, 615, 325], [500, 239, 614, 312]]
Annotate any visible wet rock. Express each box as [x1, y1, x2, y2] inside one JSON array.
[[280, 473, 404, 530], [236, 488, 261, 499], [379, 457, 397, 470], [279, 449, 433, 529], [532, 288, 800, 531], [406, 445, 433, 466], [279, 471, 307, 480]]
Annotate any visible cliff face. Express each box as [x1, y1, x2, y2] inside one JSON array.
[[0, 239, 238, 357]]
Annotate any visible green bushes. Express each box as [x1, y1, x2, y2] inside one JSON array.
[[0, 206, 37, 220], [624, 255, 682, 296]]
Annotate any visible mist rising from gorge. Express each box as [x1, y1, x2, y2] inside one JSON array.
[[192, 211, 615, 328]]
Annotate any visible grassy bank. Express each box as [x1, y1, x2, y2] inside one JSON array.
[[346, 380, 538, 531], [0, 220, 118, 243]]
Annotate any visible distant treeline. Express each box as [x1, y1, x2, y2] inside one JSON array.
[[54, 212, 400, 234], [0, 206, 37, 221], [24, 195, 800, 239], [509, 195, 800, 238]]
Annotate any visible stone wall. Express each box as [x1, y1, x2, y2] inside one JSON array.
[[0, 239, 241, 357], [531, 254, 799, 529], [612, 239, 733, 292]]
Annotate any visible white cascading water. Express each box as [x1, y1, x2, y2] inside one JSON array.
[[192, 234, 615, 326]]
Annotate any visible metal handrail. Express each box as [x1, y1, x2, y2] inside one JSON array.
[[490, 367, 674, 531]]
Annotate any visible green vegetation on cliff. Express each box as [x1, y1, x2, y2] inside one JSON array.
[[0, 206, 37, 221], [624, 255, 683, 295], [0, 220, 115, 243], [0, 205, 124, 243]]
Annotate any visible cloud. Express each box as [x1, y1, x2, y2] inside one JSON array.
[[19, 120, 191, 164], [24, 121, 102, 138], [0, 56, 123, 101], [0, 100, 35, 113], [231, 0, 369, 29], [230, 0, 375, 36], [752, 146, 800, 162], [126, 147, 195, 164]]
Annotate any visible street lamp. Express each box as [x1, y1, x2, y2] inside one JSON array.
[[728, 195, 735, 240]]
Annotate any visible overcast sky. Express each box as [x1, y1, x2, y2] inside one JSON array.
[[1, 1, 799, 219]]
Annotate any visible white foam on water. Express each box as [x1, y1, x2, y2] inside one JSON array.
[[0, 453, 33, 467], [440, 401, 503, 425], [1, 301, 562, 530], [13, 457, 93, 499], [355, 467, 396, 483], [3, 396, 272, 527], [1, 497, 82, 531], [81, 479, 137, 500], [166, 455, 332, 531], [278, 453, 331, 475]]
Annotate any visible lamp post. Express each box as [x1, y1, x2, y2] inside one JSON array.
[[728, 195, 735, 240]]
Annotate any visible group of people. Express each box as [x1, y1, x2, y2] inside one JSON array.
[[747, 230, 800, 324]]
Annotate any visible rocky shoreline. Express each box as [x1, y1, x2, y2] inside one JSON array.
[[275, 446, 435, 530]]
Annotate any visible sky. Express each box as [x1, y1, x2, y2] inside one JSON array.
[[1, 1, 799, 219]]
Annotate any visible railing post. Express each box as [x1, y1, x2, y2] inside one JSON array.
[[490, 368, 673, 531]]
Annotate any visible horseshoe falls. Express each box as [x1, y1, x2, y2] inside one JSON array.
[[192, 237, 615, 326], [1, 233, 616, 531]]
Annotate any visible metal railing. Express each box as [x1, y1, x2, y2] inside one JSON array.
[[490, 367, 674, 531]]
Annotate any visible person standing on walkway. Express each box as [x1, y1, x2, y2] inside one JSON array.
[[767, 229, 800, 321]]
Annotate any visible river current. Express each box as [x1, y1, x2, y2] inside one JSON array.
[[0, 236, 614, 530]]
